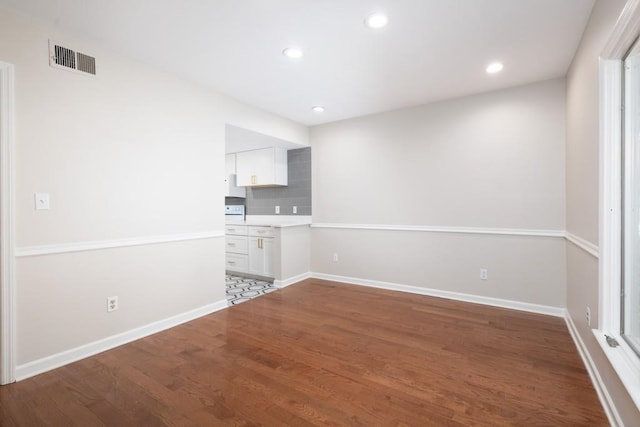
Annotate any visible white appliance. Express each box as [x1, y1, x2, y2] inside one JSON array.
[[225, 205, 245, 223]]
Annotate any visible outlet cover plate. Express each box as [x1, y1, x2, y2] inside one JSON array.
[[34, 193, 50, 210], [107, 296, 118, 312]]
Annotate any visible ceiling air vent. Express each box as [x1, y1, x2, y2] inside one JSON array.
[[48, 40, 96, 76]]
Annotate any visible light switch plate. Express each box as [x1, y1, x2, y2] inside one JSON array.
[[34, 193, 50, 210]]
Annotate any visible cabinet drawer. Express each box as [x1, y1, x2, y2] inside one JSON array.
[[225, 253, 248, 273], [248, 226, 275, 238], [225, 236, 248, 254], [225, 225, 247, 235]]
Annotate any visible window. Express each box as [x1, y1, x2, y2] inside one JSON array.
[[599, 1, 640, 412], [623, 37, 640, 356]]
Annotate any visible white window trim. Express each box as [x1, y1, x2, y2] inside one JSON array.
[[0, 60, 16, 385], [599, 0, 640, 411]]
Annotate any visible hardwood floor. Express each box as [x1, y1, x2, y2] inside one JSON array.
[[0, 279, 607, 426]]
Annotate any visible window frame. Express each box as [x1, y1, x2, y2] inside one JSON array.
[[599, 0, 640, 411], [621, 37, 640, 357]]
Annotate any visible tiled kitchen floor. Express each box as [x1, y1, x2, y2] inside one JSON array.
[[225, 275, 278, 305]]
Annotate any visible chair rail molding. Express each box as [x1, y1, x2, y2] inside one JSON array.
[[310, 223, 565, 238], [15, 230, 225, 258]]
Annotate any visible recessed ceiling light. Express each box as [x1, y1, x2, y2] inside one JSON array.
[[486, 62, 504, 74], [365, 13, 388, 29], [312, 106, 325, 113], [282, 47, 303, 59]]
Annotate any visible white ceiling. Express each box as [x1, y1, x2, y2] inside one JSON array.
[[0, 0, 595, 127]]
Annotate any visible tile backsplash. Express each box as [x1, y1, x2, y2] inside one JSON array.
[[226, 147, 311, 215]]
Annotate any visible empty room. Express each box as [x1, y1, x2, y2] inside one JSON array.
[[0, 0, 639, 425]]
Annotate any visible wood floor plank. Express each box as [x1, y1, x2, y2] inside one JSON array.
[[0, 279, 608, 426]]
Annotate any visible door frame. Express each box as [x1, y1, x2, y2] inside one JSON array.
[[0, 61, 16, 385]]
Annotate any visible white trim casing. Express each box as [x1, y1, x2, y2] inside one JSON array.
[[311, 272, 565, 317], [0, 61, 16, 385], [311, 223, 565, 238], [15, 230, 225, 257], [565, 312, 622, 427], [15, 299, 229, 381], [597, 0, 640, 414], [594, 328, 640, 415], [599, 57, 624, 336], [602, 0, 640, 58]]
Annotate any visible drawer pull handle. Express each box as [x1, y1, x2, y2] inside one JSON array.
[[227, 243, 235, 246], [228, 261, 236, 265]]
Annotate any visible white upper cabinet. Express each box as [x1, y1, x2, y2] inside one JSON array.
[[224, 153, 246, 198], [236, 147, 288, 187]]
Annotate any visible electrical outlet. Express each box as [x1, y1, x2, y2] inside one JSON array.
[[275, 205, 280, 214], [107, 296, 118, 313], [293, 206, 297, 214], [34, 193, 50, 210], [480, 269, 488, 280], [333, 253, 339, 262], [586, 306, 591, 326]]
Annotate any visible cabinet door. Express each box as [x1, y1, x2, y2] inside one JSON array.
[[248, 236, 274, 277], [236, 148, 287, 187], [237, 149, 273, 186], [262, 237, 274, 277], [248, 236, 264, 275]]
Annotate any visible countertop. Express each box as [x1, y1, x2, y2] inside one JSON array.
[[225, 215, 312, 229]]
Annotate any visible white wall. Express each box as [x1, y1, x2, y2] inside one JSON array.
[[0, 8, 307, 368], [273, 225, 311, 286], [311, 79, 567, 309], [565, 0, 640, 424]]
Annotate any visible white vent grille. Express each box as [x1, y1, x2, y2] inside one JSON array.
[[76, 52, 96, 75], [49, 40, 96, 76]]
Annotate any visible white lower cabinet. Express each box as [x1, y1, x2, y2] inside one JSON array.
[[225, 225, 249, 274], [225, 235, 248, 254], [226, 225, 274, 278], [248, 235, 274, 277], [247, 226, 274, 277], [226, 252, 248, 272]]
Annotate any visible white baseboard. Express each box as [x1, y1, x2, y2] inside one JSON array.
[[15, 299, 229, 381], [274, 272, 312, 288], [564, 312, 622, 427], [310, 272, 565, 317]]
